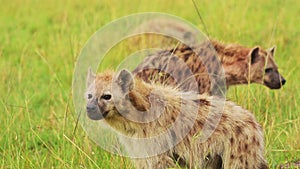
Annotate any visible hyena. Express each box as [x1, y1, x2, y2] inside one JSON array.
[[131, 18, 285, 93], [133, 40, 286, 95], [85, 69, 269, 169]]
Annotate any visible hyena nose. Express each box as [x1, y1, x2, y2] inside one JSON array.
[[281, 78, 286, 86], [86, 105, 97, 112]]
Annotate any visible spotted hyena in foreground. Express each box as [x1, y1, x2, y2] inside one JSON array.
[[133, 40, 286, 94], [85, 69, 268, 169]]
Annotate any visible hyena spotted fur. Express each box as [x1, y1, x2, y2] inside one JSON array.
[[133, 40, 286, 95], [85, 69, 269, 169]]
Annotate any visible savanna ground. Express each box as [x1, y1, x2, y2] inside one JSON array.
[[1, 0, 299, 168]]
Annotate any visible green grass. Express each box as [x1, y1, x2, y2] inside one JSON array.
[[0, 0, 299, 168]]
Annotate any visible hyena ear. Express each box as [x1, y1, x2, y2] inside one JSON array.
[[268, 46, 276, 57], [86, 67, 96, 87], [117, 69, 134, 93], [249, 47, 260, 64]]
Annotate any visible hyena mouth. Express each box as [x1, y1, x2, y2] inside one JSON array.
[[102, 111, 109, 118], [87, 111, 103, 120], [87, 106, 108, 120], [264, 81, 284, 89], [264, 75, 286, 89]]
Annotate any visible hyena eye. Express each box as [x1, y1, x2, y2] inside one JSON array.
[[88, 94, 93, 99], [265, 68, 273, 73], [101, 94, 112, 100]]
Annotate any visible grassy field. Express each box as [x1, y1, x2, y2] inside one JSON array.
[[1, 0, 299, 168]]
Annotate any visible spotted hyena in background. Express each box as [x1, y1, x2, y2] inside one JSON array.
[[85, 69, 269, 169], [133, 40, 286, 95]]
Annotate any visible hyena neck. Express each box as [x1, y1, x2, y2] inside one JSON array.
[[128, 78, 185, 112], [128, 79, 153, 111], [225, 73, 250, 86], [210, 39, 251, 60], [210, 40, 252, 85], [106, 77, 193, 137]]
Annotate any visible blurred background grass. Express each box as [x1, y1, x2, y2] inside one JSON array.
[[0, 0, 299, 168]]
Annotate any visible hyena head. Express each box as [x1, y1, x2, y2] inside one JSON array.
[[249, 46, 286, 89], [85, 68, 134, 120]]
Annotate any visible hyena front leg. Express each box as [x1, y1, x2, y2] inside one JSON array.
[[133, 153, 176, 169]]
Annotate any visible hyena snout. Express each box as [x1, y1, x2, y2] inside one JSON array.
[[264, 73, 286, 89], [281, 76, 286, 86], [86, 104, 97, 112], [86, 102, 103, 120]]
